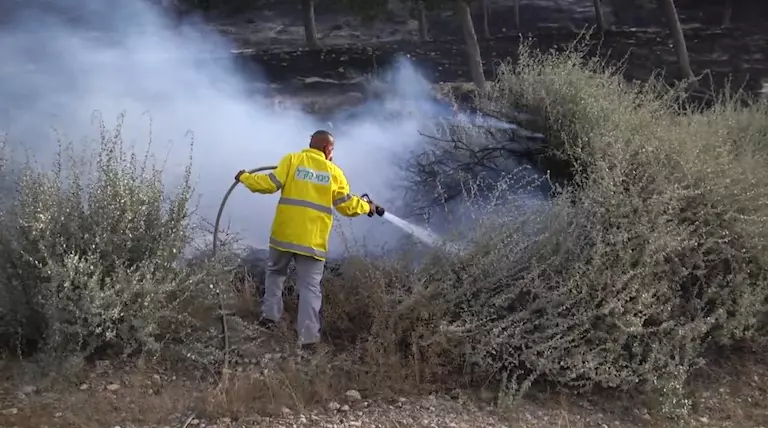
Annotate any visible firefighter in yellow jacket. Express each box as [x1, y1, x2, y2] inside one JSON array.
[[234, 130, 385, 352]]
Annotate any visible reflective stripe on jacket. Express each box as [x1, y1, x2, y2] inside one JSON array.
[[238, 148, 371, 261]]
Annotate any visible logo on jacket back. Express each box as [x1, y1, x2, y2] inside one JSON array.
[[294, 166, 331, 185]]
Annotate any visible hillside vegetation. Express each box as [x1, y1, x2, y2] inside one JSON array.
[[1, 43, 767, 425]]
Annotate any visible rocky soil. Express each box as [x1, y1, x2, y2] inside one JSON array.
[[1, 346, 767, 428]]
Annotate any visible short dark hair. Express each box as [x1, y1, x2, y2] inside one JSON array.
[[311, 130, 333, 139]]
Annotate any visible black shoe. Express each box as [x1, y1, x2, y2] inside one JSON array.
[[300, 343, 318, 354], [258, 318, 277, 331]]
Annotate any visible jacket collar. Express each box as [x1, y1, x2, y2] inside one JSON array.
[[303, 148, 326, 159]]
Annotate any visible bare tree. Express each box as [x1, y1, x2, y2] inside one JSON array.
[[301, 0, 322, 49], [456, 0, 486, 89], [479, 0, 490, 38], [721, 0, 732, 27], [657, 0, 694, 81], [592, 0, 607, 33], [512, 0, 520, 30], [347, 0, 483, 86], [417, 0, 430, 41]]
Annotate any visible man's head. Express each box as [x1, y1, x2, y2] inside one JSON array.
[[309, 130, 334, 161]]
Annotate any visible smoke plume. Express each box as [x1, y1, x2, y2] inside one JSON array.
[[0, 0, 451, 258]]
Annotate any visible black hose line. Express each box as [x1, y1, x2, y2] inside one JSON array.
[[210, 164, 381, 376], [211, 165, 275, 381], [212, 165, 277, 256]]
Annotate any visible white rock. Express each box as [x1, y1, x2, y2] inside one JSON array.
[[106, 384, 120, 391], [344, 389, 362, 402], [79, 383, 90, 390], [20, 385, 37, 394], [340, 405, 350, 412], [328, 401, 341, 411], [1, 408, 18, 415]]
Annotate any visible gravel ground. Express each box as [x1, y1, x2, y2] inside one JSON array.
[[2, 350, 767, 428]]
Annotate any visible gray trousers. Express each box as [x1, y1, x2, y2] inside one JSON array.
[[261, 247, 326, 345]]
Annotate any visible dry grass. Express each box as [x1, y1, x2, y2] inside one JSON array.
[[227, 255, 466, 396], [1, 347, 766, 427]]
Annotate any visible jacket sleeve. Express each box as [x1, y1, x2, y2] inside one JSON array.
[[331, 167, 370, 217], [239, 154, 291, 194]]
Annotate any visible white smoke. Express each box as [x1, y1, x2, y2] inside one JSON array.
[[0, 0, 455, 258]]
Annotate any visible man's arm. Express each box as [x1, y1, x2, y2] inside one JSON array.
[[238, 154, 292, 194], [331, 167, 371, 217]]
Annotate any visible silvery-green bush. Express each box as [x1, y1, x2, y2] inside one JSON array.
[[402, 41, 768, 416], [0, 115, 235, 363]]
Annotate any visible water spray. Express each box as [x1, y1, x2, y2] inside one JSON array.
[[361, 193, 462, 255], [212, 172, 458, 256], [210, 174, 460, 380]]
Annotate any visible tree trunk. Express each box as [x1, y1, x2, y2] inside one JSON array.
[[417, 0, 429, 41], [161, 0, 183, 25], [657, 0, 694, 81], [592, 0, 607, 33], [480, 0, 491, 38], [456, 0, 486, 90], [721, 0, 732, 27], [512, 0, 520, 31], [301, 0, 321, 49]]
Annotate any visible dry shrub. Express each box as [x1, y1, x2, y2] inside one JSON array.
[[234, 252, 467, 398], [396, 39, 768, 416], [199, 39, 768, 415], [0, 112, 237, 365], [3, 38, 768, 423], [202, 361, 334, 417]]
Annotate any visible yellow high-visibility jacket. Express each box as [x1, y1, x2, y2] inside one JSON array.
[[238, 148, 371, 261]]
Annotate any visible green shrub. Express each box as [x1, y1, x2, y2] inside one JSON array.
[[404, 40, 768, 414], [0, 114, 236, 363]]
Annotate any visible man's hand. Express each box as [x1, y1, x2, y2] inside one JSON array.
[[360, 193, 385, 217], [368, 202, 385, 217], [235, 170, 246, 182]]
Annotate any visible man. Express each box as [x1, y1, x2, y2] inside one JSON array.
[[234, 130, 385, 353]]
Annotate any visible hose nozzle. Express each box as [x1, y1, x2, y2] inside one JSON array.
[[360, 193, 385, 217]]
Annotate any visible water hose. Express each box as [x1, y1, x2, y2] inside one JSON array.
[[212, 165, 276, 383], [212, 166, 277, 255]]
